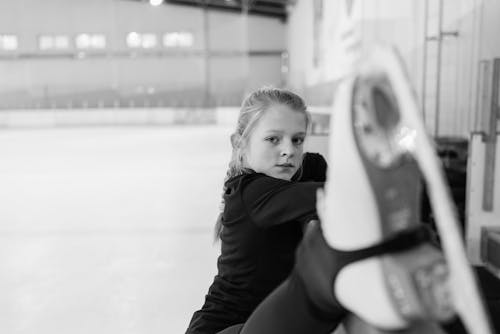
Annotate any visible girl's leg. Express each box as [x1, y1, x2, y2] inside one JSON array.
[[239, 221, 347, 334]]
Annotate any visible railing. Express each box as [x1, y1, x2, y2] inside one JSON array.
[[0, 85, 246, 110]]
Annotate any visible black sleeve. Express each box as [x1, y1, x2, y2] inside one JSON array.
[[241, 175, 324, 228], [293, 152, 328, 182]]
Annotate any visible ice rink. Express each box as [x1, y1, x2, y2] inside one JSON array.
[[0, 125, 233, 334]]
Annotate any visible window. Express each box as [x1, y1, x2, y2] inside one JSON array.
[[0, 35, 18, 50], [163, 32, 193, 48], [39, 35, 70, 50], [126, 32, 158, 49], [75, 33, 106, 49]]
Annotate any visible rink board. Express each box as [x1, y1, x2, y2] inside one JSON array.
[[466, 133, 500, 267]]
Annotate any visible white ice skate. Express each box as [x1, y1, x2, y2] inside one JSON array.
[[319, 46, 493, 334]]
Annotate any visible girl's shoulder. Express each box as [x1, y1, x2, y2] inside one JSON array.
[[225, 172, 289, 196], [225, 172, 278, 188]]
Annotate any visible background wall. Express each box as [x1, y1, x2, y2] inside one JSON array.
[[286, 0, 499, 138], [0, 0, 286, 109]]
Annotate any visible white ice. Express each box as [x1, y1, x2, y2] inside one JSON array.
[[0, 125, 233, 334]]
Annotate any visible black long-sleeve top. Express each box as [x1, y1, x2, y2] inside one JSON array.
[[186, 153, 327, 334]]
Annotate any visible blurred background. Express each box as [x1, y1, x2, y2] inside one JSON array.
[[0, 0, 499, 333]]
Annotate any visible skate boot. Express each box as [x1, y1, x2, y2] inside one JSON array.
[[319, 46, 493, 333]]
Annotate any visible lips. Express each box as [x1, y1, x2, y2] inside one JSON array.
[[276, 163, 294, 168]]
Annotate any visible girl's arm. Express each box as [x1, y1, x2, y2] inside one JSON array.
[[242, 175, 324, 228]]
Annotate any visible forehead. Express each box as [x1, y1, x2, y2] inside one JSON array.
[[254, 104, 307, 133]]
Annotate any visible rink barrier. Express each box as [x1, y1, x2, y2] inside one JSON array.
[[0, 106, 332, 130], [0, 108, 217, 128]]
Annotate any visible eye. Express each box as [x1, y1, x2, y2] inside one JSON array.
[[292, 136, 305, 146], [265, 136, 280, 144]]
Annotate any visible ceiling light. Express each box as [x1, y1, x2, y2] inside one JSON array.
[[149, 0, 164, 6]]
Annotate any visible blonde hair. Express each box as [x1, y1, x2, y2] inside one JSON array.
[[214, 86, 310, 240]]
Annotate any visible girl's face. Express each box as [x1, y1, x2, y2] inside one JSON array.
[[243, 104, 307, 181]]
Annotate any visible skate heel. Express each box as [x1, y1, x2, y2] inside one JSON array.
[[334, 244, 455, 330], [380, 245, 454, 323]]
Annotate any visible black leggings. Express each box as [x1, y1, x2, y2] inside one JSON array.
[[216, 222, 347, 334], [213, 223, 471, 334]]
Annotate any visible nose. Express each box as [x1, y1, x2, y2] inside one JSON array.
[[280, 139, 296, 157]]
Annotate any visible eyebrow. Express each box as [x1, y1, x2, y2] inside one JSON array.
[[265, 129, 306, 134], [264, 130, 306, 136]]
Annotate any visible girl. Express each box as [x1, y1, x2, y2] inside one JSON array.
[[186, 87, 347, 334], [186, 86, 456, 334]]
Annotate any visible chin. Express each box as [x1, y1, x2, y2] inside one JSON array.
[[271, 171, 294, 181]]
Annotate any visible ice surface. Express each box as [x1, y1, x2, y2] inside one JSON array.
[[0, 125, 232, 334]]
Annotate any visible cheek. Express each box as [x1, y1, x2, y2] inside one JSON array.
[[246, 143, 275, 166], [260, 144, 279, 159], [296, 146, 305, 157]]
